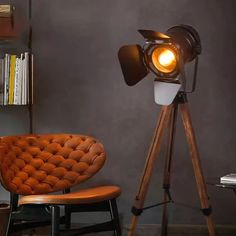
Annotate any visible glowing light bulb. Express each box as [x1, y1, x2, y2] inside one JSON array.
[[151, 47, 177, 73], [158, 50, 175, 66]]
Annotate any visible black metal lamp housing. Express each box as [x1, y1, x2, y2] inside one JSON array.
[[118, 24, 201, 86]]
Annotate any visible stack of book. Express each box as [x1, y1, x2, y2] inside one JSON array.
[[220, 173, 236, 185], [0, 52, 31, 105]]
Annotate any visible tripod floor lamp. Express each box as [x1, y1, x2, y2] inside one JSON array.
[[118, 25, 215, 236]]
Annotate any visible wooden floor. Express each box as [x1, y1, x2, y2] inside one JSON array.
[[21, 224, 236, 236]]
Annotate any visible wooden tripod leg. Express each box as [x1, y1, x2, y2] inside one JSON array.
[[161, 104, 178, 236], [180, 102, 215, 236], [128, 105, 173, 236]]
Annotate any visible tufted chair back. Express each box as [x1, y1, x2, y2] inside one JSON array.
[[0, 134, 106, 195]]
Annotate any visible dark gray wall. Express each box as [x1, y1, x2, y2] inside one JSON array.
[[1, 0, 236, 226]]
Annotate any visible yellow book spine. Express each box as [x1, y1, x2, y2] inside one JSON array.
[[9, 55, 16, 105]]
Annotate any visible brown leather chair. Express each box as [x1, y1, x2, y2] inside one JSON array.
[[0, 134, 121, 236]]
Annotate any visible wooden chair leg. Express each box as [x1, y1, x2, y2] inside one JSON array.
[[109, 199, 122, 236], [51, 206, 60, 236]]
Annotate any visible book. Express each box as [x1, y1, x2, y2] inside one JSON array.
[[23, 52, 29, 105], [17, 53, 24, 105], [0, 52, 31, 105], [4, 54, 10, 105], [30, 54, 33, 104], [13, 57, 20, 104], [21, 55, 25, 105], [220, 173, 236, 184], [8, 55, 16, 104], [0, 58, 4, 105]]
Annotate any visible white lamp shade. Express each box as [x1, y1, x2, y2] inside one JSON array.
[[154, 80, 181, 105]]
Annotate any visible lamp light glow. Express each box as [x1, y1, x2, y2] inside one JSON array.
[[158, 49, 175, 66], [151, 47, 177, 73]]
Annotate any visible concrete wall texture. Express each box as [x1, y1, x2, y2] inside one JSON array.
[[1, 0, 236, 226]]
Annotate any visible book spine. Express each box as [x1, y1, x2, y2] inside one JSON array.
[[17, 54, 23, 105], [21, 55, 25, 105], [24, 52, 29, 105], [31, 54, 34, 104], [4, 54, 9, 105], [0, 58, 4, 105], [13, 58, 19, 105], [8, 54, 16, 105]]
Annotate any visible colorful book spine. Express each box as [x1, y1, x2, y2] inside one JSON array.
[[8, 54, 16, 105], [0, 52, 32, 105]]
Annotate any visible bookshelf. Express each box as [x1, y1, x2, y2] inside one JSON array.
[[0, 1, 33, 133]]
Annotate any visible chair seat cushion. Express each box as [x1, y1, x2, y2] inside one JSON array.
[[19, 186, 121, 205]]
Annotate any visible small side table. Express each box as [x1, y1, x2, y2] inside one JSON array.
[[207, 177, 236, 195]]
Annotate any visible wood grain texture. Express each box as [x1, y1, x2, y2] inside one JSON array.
[[19, 186, 121, 205], [128, 105, 172, 236], [180, 103, 215, 236]]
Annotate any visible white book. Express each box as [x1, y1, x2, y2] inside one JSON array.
[[21, 56, 25, 105], [24, 52, 29, 105], [220, 173, 236, 184], [0, 58, 4, 105], [17, 54, 23, 105], [31, 54, 34, 104], [4, 54, 10, 105], [13, 58, 20, 105]]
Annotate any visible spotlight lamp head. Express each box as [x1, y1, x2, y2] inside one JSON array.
[[118, 24, 201, 86]]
